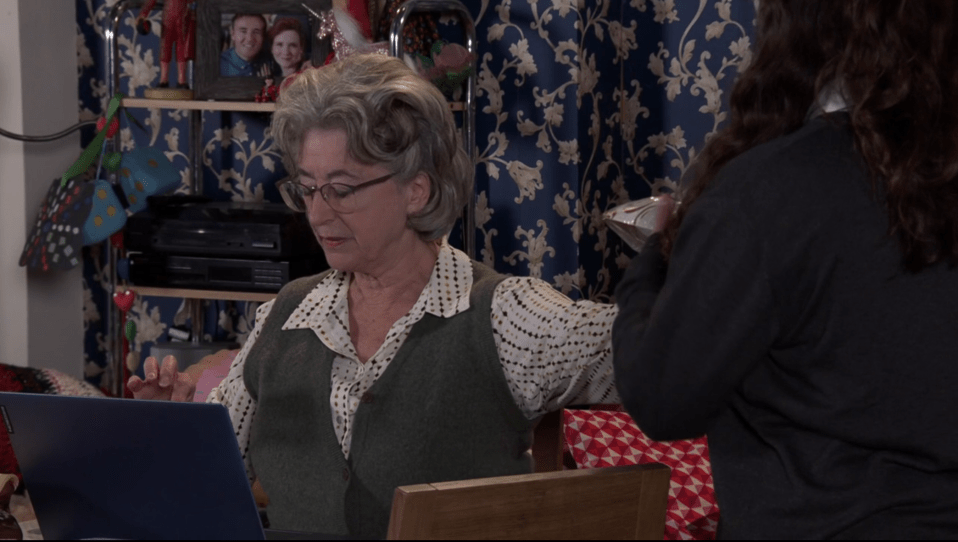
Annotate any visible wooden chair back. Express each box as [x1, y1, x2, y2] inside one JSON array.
[[386, 462, 671, 540], [531, 409, 566, 472]]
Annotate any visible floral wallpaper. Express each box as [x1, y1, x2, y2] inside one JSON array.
[[76, 0, 755, 393]]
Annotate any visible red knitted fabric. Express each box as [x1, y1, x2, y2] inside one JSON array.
[[563, 409, 720, 540]]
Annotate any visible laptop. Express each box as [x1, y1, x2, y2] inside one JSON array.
[[0, 392, 266, 540]]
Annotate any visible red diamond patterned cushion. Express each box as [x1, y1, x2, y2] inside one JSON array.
[[563, 408, 720, 540]]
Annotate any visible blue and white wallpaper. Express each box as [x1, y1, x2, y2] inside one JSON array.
[[76, 0, 756, 392]]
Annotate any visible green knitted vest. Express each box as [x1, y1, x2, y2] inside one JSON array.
[[243, 262, 534, 538]]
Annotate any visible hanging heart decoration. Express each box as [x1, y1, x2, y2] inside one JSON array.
[[110, 231, 125, 250], [96, 115, 120, 138], [112, 289, 135, 313]]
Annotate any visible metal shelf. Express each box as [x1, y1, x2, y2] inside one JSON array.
[[390, 0, 477, 258]]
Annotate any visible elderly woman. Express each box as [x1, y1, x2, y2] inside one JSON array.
[[129, 53, 618, 538]]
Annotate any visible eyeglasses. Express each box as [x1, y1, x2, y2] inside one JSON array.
[[276, 172, 393, 214]]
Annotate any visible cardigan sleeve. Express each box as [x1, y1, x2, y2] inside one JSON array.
[[612, 188, 778, 441]]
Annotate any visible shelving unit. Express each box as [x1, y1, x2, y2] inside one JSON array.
[[105, 0, 278, 397], [102, 0, 477, 397]]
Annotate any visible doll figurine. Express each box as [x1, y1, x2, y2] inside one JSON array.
[[137, 0, 196, 99], [255, 78, 279, 103]]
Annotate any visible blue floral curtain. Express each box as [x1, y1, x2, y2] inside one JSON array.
[[77, 0, 755, 391]]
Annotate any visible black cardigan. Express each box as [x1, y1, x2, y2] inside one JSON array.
[[613, 115, 958, 539]]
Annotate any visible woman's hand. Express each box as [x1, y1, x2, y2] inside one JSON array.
[[127, 355, 196, 402]]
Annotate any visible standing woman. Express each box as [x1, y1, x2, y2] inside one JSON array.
[[613, 0, 958, 538]]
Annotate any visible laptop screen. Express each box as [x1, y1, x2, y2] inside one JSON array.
[[0, 392, 265, 540]]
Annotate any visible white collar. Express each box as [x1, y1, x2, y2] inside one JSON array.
[[808, 82, 849, 120], [281, 239, 474, 332]]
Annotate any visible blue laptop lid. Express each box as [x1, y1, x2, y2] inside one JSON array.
[[0, 392, 265, 540]]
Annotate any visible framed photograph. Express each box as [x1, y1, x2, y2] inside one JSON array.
[[196, 0, 332, 101]]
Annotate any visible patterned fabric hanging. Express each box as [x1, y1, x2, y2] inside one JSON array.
[[19, 93, 179, 271], [19, 178, 93, 271]]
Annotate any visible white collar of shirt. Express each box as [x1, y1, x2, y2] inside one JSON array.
[[281, 239, 474, 337], [819, 85, 848, 114], [808, 81, 849, 120]]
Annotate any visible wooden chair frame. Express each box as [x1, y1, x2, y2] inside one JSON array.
[[387, 462, 671, 540]]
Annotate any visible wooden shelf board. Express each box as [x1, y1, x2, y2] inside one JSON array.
[[121, 98, 276, 112], [126, 285, 277, 303], [122, 97, 464, 112]]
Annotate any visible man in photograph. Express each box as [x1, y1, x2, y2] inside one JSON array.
[[220, 13, 268, 77]]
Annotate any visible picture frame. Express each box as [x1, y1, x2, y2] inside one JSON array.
[[195, 0, 332, 101]]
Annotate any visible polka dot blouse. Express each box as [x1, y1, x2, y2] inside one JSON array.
[[208, 242, 619, 479]]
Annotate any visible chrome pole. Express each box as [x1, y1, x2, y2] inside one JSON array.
[[389, 0, 478, 259]]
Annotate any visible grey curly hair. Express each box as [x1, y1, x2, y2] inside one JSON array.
[[270, 53, 473, 241]]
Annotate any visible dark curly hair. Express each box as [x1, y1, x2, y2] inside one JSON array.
[[661, 0, 958, 272]]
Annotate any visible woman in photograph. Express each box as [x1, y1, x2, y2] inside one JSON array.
[[267, 17, 308, 83]]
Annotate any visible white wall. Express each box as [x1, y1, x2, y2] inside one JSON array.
[[0, 0, 83, 378], [0, 0, 29, 369]]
